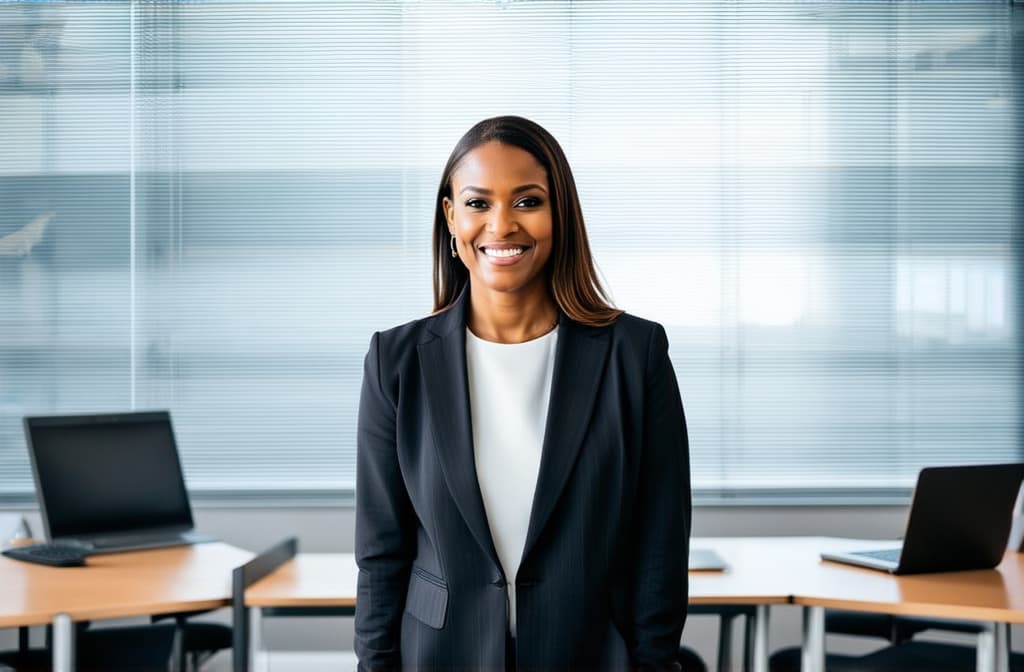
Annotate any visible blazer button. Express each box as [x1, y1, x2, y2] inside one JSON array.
[[492, 578, 506, 589]]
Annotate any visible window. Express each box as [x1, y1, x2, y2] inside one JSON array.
[[0, 1, 1019, 503]]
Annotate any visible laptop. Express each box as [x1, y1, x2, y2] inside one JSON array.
[[821, 463, 1024, 575], [24, 411, 217, 554], [689, 547, 728, 572]]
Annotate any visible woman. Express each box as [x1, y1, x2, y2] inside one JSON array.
[[355, 116, 691, 672]]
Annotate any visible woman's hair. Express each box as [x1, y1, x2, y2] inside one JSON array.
[[432, 115, 622, 327]]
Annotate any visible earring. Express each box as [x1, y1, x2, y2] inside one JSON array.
[[450, 235, 458, 258]]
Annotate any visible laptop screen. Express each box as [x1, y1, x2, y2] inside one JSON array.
[[25, 411, 194, 540]]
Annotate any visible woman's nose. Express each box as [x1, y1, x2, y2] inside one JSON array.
[[486, 205, 519, 235]]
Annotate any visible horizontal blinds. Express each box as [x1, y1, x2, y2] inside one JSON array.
[[0, 3, 134, 498], [0, 1, 1019, 500]]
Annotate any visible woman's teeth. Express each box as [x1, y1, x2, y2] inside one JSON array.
[[483, 247, 524, 258]]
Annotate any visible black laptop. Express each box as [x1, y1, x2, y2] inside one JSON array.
[[24, 411, 217, 554], [821, 463, 1024, 575]]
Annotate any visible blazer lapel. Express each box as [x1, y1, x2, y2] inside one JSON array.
[[418, 292, 502, 571], [522, 314, 611, 562]]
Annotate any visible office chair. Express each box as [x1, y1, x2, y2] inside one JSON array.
[[0, 622, 175, 672], [0, 609, 232, 671], [688, 604, 759, 672], [0, 626, 53, 672], [231, 536, 299, 672], [768, 612, 1024, 672], [769, 642, 1024, 672], [152, 609, 235, 670], [678, 644, 710, 672]]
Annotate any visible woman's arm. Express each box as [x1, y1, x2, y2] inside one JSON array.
[[628, 323, 691, 671], [354, 331, 416, 672]]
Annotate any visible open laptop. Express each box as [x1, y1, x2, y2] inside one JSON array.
[[689, 547, 728, 572], [821, 463, 1024, 575], [24, 411, 217, 554]]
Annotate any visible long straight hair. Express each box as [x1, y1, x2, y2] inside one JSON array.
[[432, 116, 621, 327]]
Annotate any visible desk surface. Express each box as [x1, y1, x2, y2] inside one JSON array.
[[795, 537, 1024, 623], [242, 538, 802, 609], [0, 542, 252, 627], [245, 537, 1024, 624], [242, 541, 794, 608], [246, 553, 358, 608], [6, 537, 1021, 628]]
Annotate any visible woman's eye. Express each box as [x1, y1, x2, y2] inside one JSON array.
[[465, 199, 488, 209], [516, 197, 542, 208]]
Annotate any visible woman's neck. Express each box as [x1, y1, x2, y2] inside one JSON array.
[[467, 286, 558, 344]]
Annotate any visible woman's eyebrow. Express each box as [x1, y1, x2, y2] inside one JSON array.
[[513, 183, 548, 194], [458, 183, 548, 195]]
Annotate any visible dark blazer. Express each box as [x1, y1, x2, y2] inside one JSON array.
[[355, 291, 691, 672]]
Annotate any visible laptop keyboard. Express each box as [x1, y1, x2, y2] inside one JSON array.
[[3, 543, 88, 567], [852, 548, 902, 563]]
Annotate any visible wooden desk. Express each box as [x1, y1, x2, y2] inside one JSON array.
[[246, 553, 356, 610], [689, 537, 815, 672], [244, 539, 1024, 672], [242, 539, 794, 609], [242, 553, 355, 671], [794, 537, 1024, 672], [0, 542, 252, 672], [243, 539, 792, 672]]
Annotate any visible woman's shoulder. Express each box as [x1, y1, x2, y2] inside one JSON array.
[[602, 311, 666, 342], [559, 311, 668, 361], [371, 309, 452, 354]]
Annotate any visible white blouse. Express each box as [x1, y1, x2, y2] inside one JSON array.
[[465, 326, 558, 637]]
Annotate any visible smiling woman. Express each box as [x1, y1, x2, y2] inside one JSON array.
[[432, 116, 623, 334], [354, 116, 694, 671], [442, 140, 555, 342]]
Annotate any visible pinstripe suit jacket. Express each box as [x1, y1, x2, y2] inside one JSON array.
[[354, 290, 691, 672]]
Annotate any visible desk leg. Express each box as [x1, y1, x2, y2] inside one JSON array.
[[52, 613, 75, 672], [744, 610, 756, 672], [800, 606, 825, 672], [976, 622, 1009, 672], [170, 618, 185, 672], [717, 613, 735, 672], [996, 622, 1010, 672], [751, 605, 770, 672], [251, 606, 267, 672]]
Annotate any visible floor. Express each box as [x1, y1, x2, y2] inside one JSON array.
[[206, 651, 358, 671]]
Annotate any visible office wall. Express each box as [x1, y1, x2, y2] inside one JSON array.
[[5, 504, 1021, 670], [3, 0, 1021, 505]]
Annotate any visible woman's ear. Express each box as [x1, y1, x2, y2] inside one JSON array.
[[442, 197, 455, 232]]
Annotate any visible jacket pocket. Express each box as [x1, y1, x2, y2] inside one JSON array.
[[404, 566, 448, 629]]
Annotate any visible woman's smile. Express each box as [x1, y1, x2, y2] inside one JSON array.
[[479, 243, 532, 265]]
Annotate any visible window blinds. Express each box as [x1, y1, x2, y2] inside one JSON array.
[[0, 1, 1019, 503]]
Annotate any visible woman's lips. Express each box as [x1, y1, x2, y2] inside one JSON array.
[[479, 244, 529, 266]]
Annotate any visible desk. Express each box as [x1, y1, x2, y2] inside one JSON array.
[[0, 542, 252, 672], [244, 538, 1024, 672], [689, 537, 793, 672], [795, 537, 1024, 672], [243, 553, 357, 671], [246, 553, 356, 610], [243, 539, 791, 672]]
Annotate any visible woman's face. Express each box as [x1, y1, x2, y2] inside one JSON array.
[[443, 141, 553, 300]]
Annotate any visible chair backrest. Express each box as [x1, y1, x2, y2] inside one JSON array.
[[232, 537, 298, 672]]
